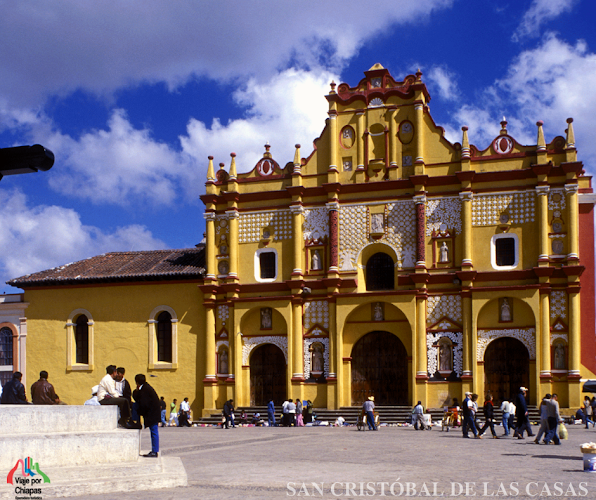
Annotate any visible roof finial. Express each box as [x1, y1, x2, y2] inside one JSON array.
[[500, 116, 507, 134], [263, 142, 272, 159], [229, 152, 237, 180], [536, 121, 546, 152], [293, 144, 301, 174], [206, 156, 215, 183], [330, 81, 336, 94], [415, 68, 422, 81]]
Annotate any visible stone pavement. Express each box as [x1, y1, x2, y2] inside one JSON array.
[[60, 424, 596, 499]]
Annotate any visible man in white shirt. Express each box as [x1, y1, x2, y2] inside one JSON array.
[[179, 397, 192, 427], [97, 365, 136, 428], [500, 399, 511, 436]]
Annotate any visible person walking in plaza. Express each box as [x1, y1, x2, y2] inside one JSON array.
[[513, 387, 534, 439], [296, 399, 304, 426], [169, 398, 178, 426], [462, 392, 480, 438], [508, 399, 516, 433], [179, 397, 192, 427], [304, 400, 313, 424], [478, 394, 499, 439], [363, 396, 377, 431], [534, 394, 551, 443], [159, 396, 167, 427], [500, 398, 511, 436], [133, 374, 161, 458], [228, 399, 236, 428], [222, 399, 233, 429], [543, 393, 562, 445], [267, 399, 276, 427], [1, 371, 27, 404], [287, 398, 296, 426], [281, 399, 290, 426], [412, 401, 425, 430], [30, 370, 58, 405]]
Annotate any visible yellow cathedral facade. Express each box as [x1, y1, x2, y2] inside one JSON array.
[[8, 65, 596, 415]]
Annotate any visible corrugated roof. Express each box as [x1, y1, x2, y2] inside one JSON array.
[[7, 246, 205, 287]]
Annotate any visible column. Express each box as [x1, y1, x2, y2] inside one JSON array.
[[414, 194, 426, 268], [568, 286, 581, 377], [416, 294, 427, 377], [290, 205, 304, 276], [327, 201, 339, 274], [414, 102, 425, 174], [356, 111, 365, 171], [462, 292, 472, 377], [565, 184, 579, 261], [204, 212, 216, 279], [203, 302, 217, 414], [226, 210, 239, 279], [327, 298, 338, 409], [459, 191, 473, 268], [539, 290, 551, 377], [328, 111, 338, 172], [18, 317, 27, 387], [292, 299, 304, 380], [536, 186, 550, 263]]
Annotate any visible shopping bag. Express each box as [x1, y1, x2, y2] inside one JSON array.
[[558, 423, 568, 440]]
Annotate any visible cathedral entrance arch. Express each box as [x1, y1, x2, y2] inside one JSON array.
[[484, 337, 529, 405], [351, 331, 408, 406], [250, 344, 286, 406]]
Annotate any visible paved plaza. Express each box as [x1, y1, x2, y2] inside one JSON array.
[[67, 424, 595, 499]]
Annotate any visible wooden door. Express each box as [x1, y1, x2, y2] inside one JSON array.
[[484, 337, 529, 405], [250, 343, 286, 406], [351, 331, 408, 406]]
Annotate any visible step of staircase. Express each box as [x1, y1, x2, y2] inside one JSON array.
[[0, 406, 188, 497], [0, 456, 187, 499], [197, 405, 541, 425]]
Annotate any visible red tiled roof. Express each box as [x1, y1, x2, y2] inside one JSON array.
[[7, 246, 205, 287]]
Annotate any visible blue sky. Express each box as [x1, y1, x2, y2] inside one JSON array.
[[1, 0, 595, 293]]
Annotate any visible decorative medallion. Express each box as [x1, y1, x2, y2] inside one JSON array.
[[402, 155, 412, 166], [371, 77, 382, 88], [398, 121, 414, 144], [341, 126, 355, 149], [217, 261, 229, 276], [343, 159, 353, 171], [492, 135, 514, 155], [256, 159, 275, 176], [369, 97, 384, 107]]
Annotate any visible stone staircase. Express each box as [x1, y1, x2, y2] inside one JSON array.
[[198, 405, 541, 426], [0, 405, 187, 498]]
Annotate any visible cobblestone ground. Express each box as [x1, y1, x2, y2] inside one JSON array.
[[69, 423, 595, 499]]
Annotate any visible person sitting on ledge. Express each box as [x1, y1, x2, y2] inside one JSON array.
[[31, 370, 58, 405], [0, 371, 28, 404], [97, 365, 138, 429]]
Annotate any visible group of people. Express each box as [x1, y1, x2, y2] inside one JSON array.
[[460, 387, 563, 444], [85, 365, 162, 457], [577, 395, 596, 428], [163, 397, 192, 427], [1, 370, 65, 405]]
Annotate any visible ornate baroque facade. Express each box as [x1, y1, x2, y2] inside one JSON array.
[[9, 65, 596, 413]]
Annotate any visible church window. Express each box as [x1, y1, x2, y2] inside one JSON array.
[[66, 309, 94, 371], [255, 248, 278, 282], [491, 233, 519, 270], [366, 252, 394, 291], [75, 315, 89, 364], [0, 327, 13, 386], [157, 311, 173, 363]]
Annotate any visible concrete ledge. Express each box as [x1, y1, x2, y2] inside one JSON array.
[[0, 457, 188, 499], [0, 405, 118, 434], [0, 429, 140, 469]]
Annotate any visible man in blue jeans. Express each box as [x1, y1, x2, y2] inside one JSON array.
[[462, 392, 479, 438], [133, 374, 161, 457], [267, 399, 276, 427], [363, 396, 377, 431], [543, 393, 562, 445]]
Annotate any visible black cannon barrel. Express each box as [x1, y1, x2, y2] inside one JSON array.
[[0, 144, 54, 176]]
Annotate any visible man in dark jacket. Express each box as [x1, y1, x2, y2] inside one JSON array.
[[133, 374, 161, 457], [1, 372, 28, 404], [514, 387, 534, 439], [478, 393, 499, 438], [31, 371, 58, 404]]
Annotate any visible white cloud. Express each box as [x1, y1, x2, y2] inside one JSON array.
[[0, 1, 454, 107], [41, 109, 198, 206], [0, 189, 166, 288], [180, 68, 336, 175], [426, 66, 460, 101], [515, 0, 579, 41]]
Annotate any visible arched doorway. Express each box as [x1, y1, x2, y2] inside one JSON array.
[[484, 337, 529, 404], [250, 344, 286, 406], [351, 331, 408, 405]]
